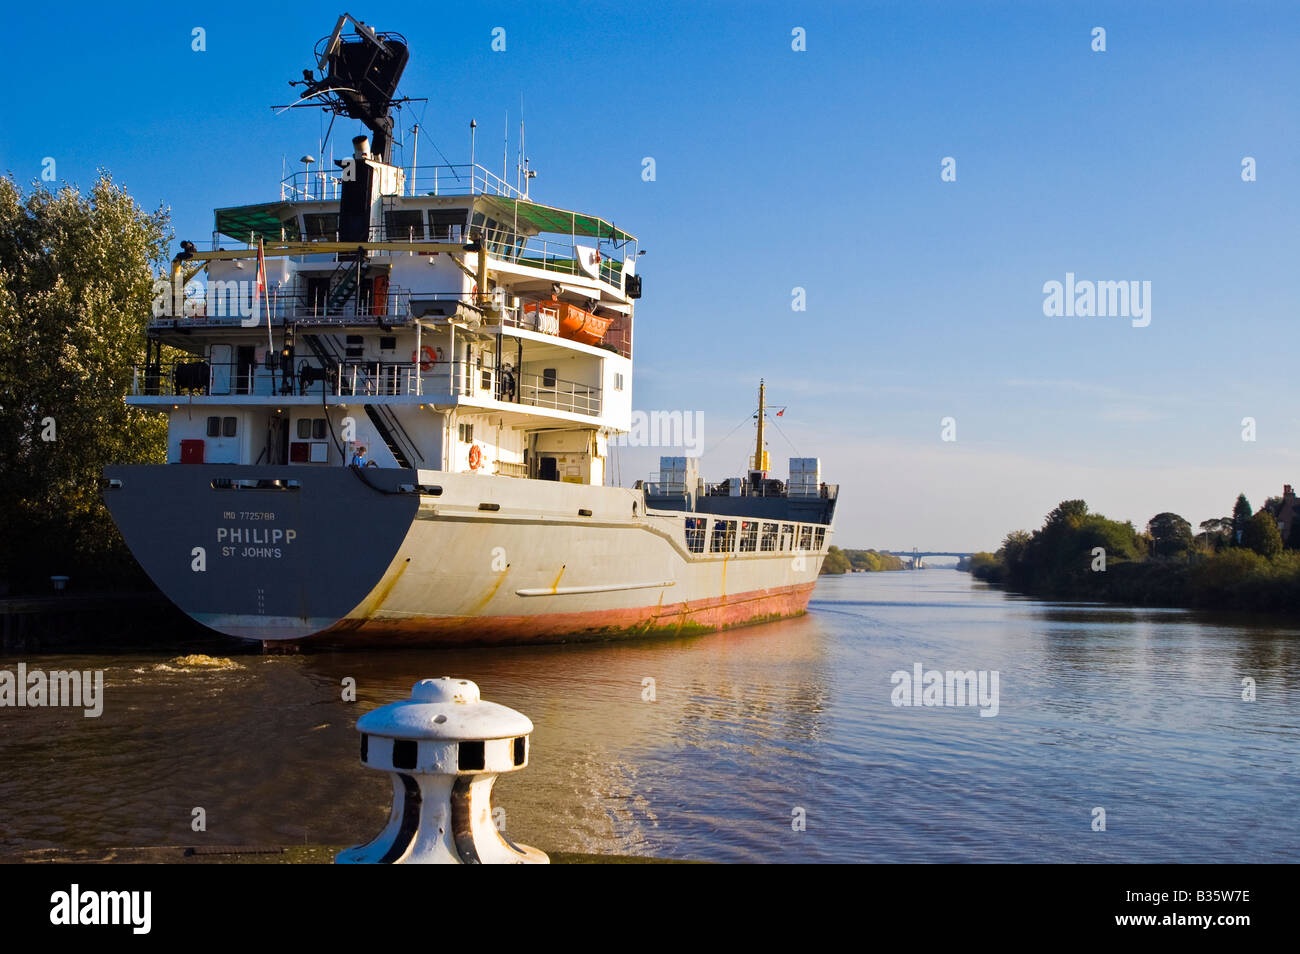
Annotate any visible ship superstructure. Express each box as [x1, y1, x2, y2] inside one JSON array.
[[104, 15, 838, 646]]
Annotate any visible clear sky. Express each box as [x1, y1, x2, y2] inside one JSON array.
[[2, 1, 1297, 551]]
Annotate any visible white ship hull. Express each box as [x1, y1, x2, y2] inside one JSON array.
[[104, 465, 829, 647]]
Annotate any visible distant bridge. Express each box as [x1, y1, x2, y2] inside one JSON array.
[[880, 551, 974, 559], [879, 549, 974, 569]]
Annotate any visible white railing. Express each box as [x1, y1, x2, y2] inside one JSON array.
[[280, 163, 527, 202], [517, 372, 601, 416]]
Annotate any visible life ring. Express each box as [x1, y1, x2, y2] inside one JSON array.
[[413, 345, 441, 370], [468, 444, 483, 470]]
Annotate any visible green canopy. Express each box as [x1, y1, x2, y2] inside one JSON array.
[[474, 196, 635, 244], [214, 203, 301, 244]]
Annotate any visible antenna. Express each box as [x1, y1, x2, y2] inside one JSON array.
[[470, 118, 477, 174], [410, 122, 419, 196], [282, 15, 411, 163]]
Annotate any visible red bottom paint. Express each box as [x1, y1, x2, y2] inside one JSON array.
[[306, 582, 818, 648]]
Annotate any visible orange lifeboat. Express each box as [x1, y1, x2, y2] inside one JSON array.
[[524, 298, 611, 345]]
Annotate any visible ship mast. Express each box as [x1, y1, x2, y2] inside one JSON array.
[[753, 379, 766, 477]]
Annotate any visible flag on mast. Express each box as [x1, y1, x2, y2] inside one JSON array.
[[253, 237, 274, 357]]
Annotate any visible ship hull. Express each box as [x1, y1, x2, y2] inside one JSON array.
[[103, 465, 828, 648]]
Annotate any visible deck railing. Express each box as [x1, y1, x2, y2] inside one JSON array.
[[151, 287, 416, 326], [131, 358, 603, 418], [280, 163, 527, 202]]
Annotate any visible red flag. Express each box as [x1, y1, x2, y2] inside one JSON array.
[[776, 407, 786, 417], [252, 238, 267, 318], [252, 238, 274, 358]]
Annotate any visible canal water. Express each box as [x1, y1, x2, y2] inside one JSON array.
[[2, 571, 1297, 862]]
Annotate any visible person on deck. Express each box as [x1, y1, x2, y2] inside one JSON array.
[[351, 445, 368, 467]]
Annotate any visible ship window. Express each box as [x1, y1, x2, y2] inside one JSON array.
[[739, 521, 758, 552], [799, 526, 813, 551], [710, 519, 737, 553], [543, 368, 557, 388], [685, 517, 706, 553], [781, 523, 795, 550], [379, 336, 396, 351], [760, 523, 778, 551], [614, 373, 624, 391], [303, 213, 339, 241], [428, 209, 465, 242], [384, 209, 425, 241], [313, 418, 327, 439], [206, 416, 221, 437], [459, 422, 474, 442], [223, 416, 238, 438], [814, 527, 826, 550], [297, 419, 311, 439]]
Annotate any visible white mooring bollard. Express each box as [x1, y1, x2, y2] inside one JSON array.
[[337, 677, 548, 864]]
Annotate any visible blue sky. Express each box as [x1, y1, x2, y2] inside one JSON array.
[[2, 1, 1297, 550]]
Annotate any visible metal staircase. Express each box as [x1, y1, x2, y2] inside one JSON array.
[[326, 258, 362, 313], [364, 404, 422, 469], [300, 332, 421, 469]]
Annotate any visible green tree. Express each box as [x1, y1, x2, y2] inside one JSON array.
[[1147, 512, 1194, 558], [820, 546, 852, 574], [1045, 499, 1089, 529], [1079, 514, 1143, 563], [1242, 511, 1283, 558], [0, 173, 169, 590], [1199, 517, 1232, 551], [1231, 493, 1253, 545]]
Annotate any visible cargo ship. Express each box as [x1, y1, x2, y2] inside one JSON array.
[[103, 14, 838, 647]]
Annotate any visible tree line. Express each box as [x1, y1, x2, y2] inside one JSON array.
[[820, 546, 906, 574], [966, 496, 1300, 612]]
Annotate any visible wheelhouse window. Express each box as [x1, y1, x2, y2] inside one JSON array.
[[428, 209, 466, 242], [303, 213, 339, 241], [384, 209, 425, 241], [780, 523, 796, 551], [760, 522, 779, 551], [468, 212, 518, 258], [814, 527, 826, 550], [799, 526, 813, 551]]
